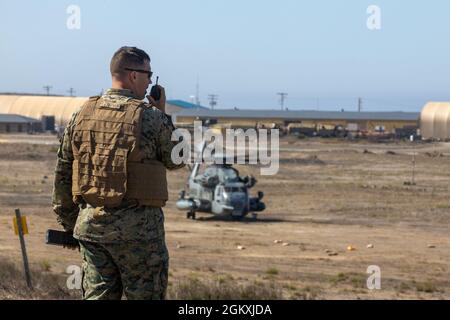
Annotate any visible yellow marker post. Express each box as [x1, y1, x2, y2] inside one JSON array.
[[13, 215, 28, 235], [14, 209, 32, 289]]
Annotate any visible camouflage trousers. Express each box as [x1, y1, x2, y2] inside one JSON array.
[[79, 238, 169, 300]]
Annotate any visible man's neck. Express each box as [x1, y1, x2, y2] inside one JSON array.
[[104, 87, 137, 99], [111, 82, 129, 90]]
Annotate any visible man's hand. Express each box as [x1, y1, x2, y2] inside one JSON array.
[[147, 85, 166, 113]]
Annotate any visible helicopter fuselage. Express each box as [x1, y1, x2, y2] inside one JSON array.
[[176, 165, 265, 219]]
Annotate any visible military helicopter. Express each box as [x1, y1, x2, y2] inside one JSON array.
[[176, 140, 266, 220]]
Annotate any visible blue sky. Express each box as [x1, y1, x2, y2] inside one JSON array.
[[0, 0, 449, 111]]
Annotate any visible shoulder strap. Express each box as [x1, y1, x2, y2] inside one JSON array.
[[88, 95, 101, 102]]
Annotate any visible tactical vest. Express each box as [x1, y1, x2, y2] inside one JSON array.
[[71, 96, 168, 208]]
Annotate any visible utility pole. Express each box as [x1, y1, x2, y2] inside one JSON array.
[[67, 88, 76, 97], [43, 85, 52, 96], [411, 135, 416, 185], [277, 92, 288, 110], [208, 94, 218, 110], [358, 97, 362, 112], [196, 76, 201, 107]]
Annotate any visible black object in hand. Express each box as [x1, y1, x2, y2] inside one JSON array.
[[150, 76, 161, 101], [46, 229, 79, 248]]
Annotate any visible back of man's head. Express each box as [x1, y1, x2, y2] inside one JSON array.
[[110, 46, 150, 78]]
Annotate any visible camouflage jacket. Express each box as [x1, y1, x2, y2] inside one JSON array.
[[52, 88, 185, 243]]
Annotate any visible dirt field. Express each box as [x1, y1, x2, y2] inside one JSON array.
[[0, 133, 449, 299]]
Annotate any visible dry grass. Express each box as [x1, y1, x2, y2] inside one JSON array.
[[0, 259, 77, 300], [0, 258, 283, 300], [168, 275, 283, 300]]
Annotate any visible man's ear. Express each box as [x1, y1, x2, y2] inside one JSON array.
[[128, 71, 136, 83]]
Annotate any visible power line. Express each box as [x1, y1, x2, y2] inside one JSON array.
[[277, 92, 288, 110], [43, 85, 52, 96], [208, 94, 218, 110], [67, 88, 76, 97], [196, 76, 201, 106]]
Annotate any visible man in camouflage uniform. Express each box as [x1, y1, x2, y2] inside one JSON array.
[[52, 47, 185, 300]]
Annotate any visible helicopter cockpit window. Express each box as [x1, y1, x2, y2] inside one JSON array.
[[221, 168, 238, 180], [199, 166, 239, 185], [225, 186, 246, 193]]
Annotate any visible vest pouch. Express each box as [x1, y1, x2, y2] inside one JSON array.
[[77, 147, 128, 208], [126, 160, 168, 206]]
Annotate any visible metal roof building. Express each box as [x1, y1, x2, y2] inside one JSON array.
[[0, 114, 42, 133], [0, 114, 42, 123], [173, 109, 420, 122], [166, 100, 208, 110], [173, 109, 420, 133], [420, 102, 450, 140], [0, 95, 88, 125], [165, 100, 208, 115], [0, 94, 207, 126]]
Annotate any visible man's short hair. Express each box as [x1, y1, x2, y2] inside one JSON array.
[[110, 46, 150, 77]]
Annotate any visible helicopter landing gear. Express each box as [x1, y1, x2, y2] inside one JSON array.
[[187, 210, 196, 220]]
